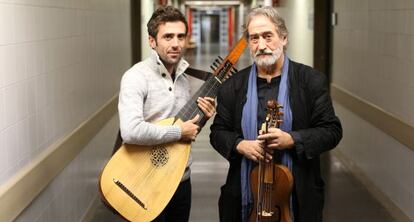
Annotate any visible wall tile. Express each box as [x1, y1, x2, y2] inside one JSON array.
[[0, 3, 15, 45], [26, 77, 36, 116], [0, 130, 7, 180], [0, 89, 4, 131], [35, 74, 47, 113], [4, 123, 18, 177], [3, 83, 28, 128], [1, 0, 131, 221], [14, 118, 31, 167], [25, 42, 45, 78], [14, 5, 31, 43], [0, 45, 16, 86]]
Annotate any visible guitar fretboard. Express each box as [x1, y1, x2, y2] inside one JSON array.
[[175, 69, 226, 124], [175, 37, 247, 126]]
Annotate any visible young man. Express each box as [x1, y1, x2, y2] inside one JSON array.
[[118, 6, 215, 222], [210, 7, 342, 222]]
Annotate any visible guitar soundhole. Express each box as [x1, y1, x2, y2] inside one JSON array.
[[150, 146, 169, 167]]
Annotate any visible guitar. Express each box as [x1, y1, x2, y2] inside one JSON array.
[[99, 37, 247, 222], [249, 100, 294, 222]]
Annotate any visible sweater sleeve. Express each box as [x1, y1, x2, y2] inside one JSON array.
[[118, 69, 182, 146]]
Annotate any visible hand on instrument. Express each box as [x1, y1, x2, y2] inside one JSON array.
[[197, 97, 216, 119], [236, 139, 272, 162], [257, 127, 294, 150], [180, 114, 200, 142]]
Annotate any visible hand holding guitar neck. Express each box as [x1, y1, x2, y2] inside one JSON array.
[[180, 115, 200, 142], [257, 127, 294, 150]]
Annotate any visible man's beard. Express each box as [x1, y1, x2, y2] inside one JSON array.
[[163, 49, 185, 66], [251, 47, 283, 73]]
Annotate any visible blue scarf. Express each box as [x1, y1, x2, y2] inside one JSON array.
[[240, 55, 293, 222]]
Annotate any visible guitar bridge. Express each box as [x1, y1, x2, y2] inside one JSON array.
[[113, 178, 147, 210]]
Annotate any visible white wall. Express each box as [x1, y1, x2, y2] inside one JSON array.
[[0, 0, 131, 220], [332, 0, 414, 220], [277, 0, 314, 66]]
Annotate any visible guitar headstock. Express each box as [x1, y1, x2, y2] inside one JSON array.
[[210, 56, 238, 81], [265, 100, 284, 132], [208, 37, 247, 83]]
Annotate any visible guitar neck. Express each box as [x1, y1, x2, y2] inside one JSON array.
[[175, 37, 247, 125], [175, 75, 219, 125]]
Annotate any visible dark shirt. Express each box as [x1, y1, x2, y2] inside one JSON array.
[[257, 75, 282, 162], [257, 75, 281, 129], [234, 75, 281, 153]]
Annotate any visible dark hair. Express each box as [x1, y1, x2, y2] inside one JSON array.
[[147, 6, 188, 38]]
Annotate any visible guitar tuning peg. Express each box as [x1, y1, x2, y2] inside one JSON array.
[[215, 59, 222, 66], [210, 65, 216, 72], [232, 67, 238, 73], [212, 62, 218, 68], [218, 56, 224, 61]]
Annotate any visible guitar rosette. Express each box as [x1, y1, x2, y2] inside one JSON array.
[[150, 146, 169, 167]]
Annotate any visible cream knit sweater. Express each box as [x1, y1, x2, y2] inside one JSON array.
[[118, 50, 192, 181]]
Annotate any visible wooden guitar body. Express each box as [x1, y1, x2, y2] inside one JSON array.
[[100, 118, 190, 222], [249, 164, 293, 222]]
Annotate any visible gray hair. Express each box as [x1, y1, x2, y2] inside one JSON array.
[[244, 6, 289, 41]]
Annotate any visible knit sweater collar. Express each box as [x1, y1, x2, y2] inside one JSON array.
[[149, 49, 189, 78]]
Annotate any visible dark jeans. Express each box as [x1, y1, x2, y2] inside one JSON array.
[[152, 179, 192, 222]]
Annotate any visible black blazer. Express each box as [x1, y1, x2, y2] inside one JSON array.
[[209, 60, 342, 222]]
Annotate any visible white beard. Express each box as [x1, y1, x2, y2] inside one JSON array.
[[251, 46, 283, 72]]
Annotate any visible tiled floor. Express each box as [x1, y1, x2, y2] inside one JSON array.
[[89, 43, 398, 222]]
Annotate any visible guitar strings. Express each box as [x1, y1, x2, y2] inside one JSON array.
[[179, 54, 237, 122], [256, 106, 281, 221], [178, 39, 245, 122], [179, 77, 220, 122]]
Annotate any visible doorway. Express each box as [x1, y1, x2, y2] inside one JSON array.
[[313, 0, 332, 81], [200, 14, 220, 43]]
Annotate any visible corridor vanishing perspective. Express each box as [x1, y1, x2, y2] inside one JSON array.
[[1, 1, 413, 222]]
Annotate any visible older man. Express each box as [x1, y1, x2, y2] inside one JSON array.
[[210, 6, 342, 222]]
